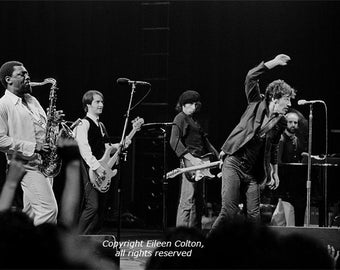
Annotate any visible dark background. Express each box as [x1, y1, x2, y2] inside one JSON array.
[[0, 1, 339, 228]]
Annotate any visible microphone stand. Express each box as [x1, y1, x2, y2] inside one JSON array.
[[323, 102, 328, 227], [306, 104, 313, 227], [116, 82, 136, 267], [161, 127, 168, 233]]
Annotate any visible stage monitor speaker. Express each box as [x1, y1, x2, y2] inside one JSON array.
[[79, 235, 119, 266], [269, 226, 340, 250]]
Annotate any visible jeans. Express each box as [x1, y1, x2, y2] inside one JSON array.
[[211, 156, 260, 232], [176, 164, 203, 230]]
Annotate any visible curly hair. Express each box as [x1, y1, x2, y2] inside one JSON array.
[[265, 79, 296, 102]]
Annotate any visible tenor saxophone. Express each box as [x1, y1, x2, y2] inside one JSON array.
[[30, 78, 62, 177]]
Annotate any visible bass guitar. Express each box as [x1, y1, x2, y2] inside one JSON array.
[[89, 117, 144, 192], [166, 154, 222, 182]]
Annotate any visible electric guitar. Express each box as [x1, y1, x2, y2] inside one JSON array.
[[166, 154, 222, 182], [89, 117, 144, 192]]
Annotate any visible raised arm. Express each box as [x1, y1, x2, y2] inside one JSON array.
[[245, 54, 291, 103], [264, 54, 290, 69]]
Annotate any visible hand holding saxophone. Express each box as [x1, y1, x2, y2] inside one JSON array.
[[46, 108, 65, 122], [35, 142, 50, 153]]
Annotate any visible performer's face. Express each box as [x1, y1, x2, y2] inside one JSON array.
[[273, 95, 291, 115], [286, 113, 299, 133], [182, 102, 197, 115], [7, 65, 32, 95], [87, 94, 104, 116]]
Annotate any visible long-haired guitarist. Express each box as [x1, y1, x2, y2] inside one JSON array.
[[169, 90, 218, 230], [74, 90, 131, 234]]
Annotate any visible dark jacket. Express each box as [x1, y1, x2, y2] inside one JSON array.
[[170, 112, 218, 159], [221, 61, 286, 183]]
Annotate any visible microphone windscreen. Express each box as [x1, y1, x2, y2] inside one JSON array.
[[117, 78, 130, 84], [297, 99, 306, 105]]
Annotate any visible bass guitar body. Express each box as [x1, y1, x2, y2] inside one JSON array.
[[88, 144, 118, 193], [88, 117, 144, 193]]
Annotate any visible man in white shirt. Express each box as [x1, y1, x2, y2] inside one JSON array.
[[0, 61, 58, 225], [74, 90, 130, 234]]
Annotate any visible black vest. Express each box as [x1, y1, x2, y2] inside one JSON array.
[[84, 116, 106, 160]]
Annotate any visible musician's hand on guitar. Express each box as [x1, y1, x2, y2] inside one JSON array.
[[218, 151, 225, 168], [218, 151, 226, 160], [124, 138, 132, 149], [95, 166, 106, 180]]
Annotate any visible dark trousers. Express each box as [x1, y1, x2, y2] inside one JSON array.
[[289, 190, 306, 226], [211, 156, 260, 232], [78, 163, 108, 234], [275, 167, 307, 226]]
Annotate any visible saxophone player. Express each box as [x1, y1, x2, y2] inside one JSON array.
[[0, 61, 58, 225]]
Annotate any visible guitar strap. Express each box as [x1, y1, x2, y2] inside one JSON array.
[[204, 136, 219, 159]]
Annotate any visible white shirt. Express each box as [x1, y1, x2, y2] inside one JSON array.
[[73, 112, 104, 170], [0, 90, 47, 163]]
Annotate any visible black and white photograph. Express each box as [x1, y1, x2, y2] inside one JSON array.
[[0, 1, 340, 269]]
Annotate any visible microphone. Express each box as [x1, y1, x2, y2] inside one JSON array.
[[297, 99, 324, 105], [117, 78, 151, 86], [142, 122, 176, 129]]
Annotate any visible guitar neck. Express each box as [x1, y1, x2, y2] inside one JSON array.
[[118, 128, 137, 148], [114, 127, 138, 157], [125, 128, 138, 142], [181, 160, 222, 173]]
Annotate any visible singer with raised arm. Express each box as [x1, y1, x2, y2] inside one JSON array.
[[0, 61, 58, 225], [210, 54, 296, 233], [170, 90, 218, 230], [73, 90, 131, 234]]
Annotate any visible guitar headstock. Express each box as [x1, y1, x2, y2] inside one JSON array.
[[132, 117, 144, 130]]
